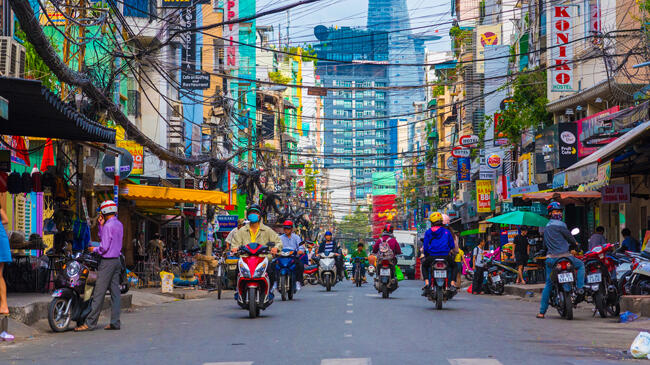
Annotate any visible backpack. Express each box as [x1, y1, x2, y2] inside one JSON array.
[[7, 171, 21, 194], [378, 236, 395, 260], [21, 172, 33, 193]]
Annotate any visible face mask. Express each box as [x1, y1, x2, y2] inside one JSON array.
[[248, 213, 260, 223]]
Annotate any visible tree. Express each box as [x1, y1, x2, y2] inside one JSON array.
[[15, 28, 59, 91], [337, 207, 371, 249]]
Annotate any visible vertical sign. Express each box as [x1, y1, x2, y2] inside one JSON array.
[[550, 5, 574, 91], [558, 123, 578, 168], [475, 24, 501, 73], [476, 180, 493, 213], [224, 0, 239, 70], [457, 157, 471, 183], [589, 0, 601, 34], [179, 8, 197, 72]]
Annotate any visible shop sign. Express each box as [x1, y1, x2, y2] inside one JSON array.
[[446, 156, 457, 170], [475, 24, 501, 73], [180, 72, 210, 90], [589, 0, 601, 34], [459, 134, 479, 147], [558, 123, 578, 168], [179, 8, 196, 72], [476, 180, 493, 213], [584, 161, 611, 191], [217, 215, 238, 232], [510, 184, 540, 196], [161, 0, 191, 6], [566, 162, 598, 186], [451, 146, 470, 158], [116, 140, 143, 175], [487, 153, 501, 169], [102, 147, 133, 179], [502, 202, 545, 215], [457, 157, 471, 183], [602, 184, 630, 204], [224, 0, 239, 70], [576, 106, 620, 157], [552, 172, 566, 189], [550, 5, 575, 92], [439, 184, 451, 200]]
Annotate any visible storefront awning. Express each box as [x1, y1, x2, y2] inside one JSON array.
[[522, 191, 601, 205], [120, 184, 229, 205], [460, 228, 479, 236], [0, 78, 115, 143], [564, 120, 650, 186]]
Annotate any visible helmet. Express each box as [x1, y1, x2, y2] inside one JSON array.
[[383, 223, 394, 234], [442, 214, 450, 225], [324, 231, 332, 237], [429, 212, 443, 225], [283, 220, 294, 228], [547, 201, 562, 214], [247, 204, 262, 214], [100, 200, 118, 215]]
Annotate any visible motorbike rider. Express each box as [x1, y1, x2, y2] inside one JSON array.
[[372, 223, 402, 276], [278, 220, 305, 291], [537, 201, 585, 319], [351, 242, 369, 283], [421, 212, 457, 296], [231, 204, 282, 291], [318, 231, 343, 280]]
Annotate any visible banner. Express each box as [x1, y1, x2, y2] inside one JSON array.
[[224, 0, 239, 70], [179, 8, 196, 72], [372, 195, 396, 238], [217, 215, 238, 232], [457, 157, 471, 183], [476, 180, 492, 213], [550, 5, 575, 91], [476, 24, 501, 73], [602, 184, 630, 204], [576, 106, 620, 157], [558, 122, 578, 168], [116, 140, 143, 175]]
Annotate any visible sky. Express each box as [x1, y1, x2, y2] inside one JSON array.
[[256, 0, 452, 51]]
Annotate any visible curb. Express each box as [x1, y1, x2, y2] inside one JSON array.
[[504, 285, 544, 298], [620, 295, 650, 317]]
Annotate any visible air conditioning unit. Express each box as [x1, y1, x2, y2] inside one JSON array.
[[0, 37, 26, 78], [168, 101, 184, 147]]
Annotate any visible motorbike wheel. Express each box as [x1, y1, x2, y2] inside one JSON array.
[[288, 276, 294, 300], [309, 277, 318, 285], [248, 287, 257, 319], [464, 273, 473, 281], [325, 273, 332, 292], [216, 265, 223, 300], [48, 298, 72, 332], [280, 275, 288, 301], [562, 291, 574, 320], [382, 286, 389, 299], [632, 278, 650, 295], [493, 282, 505, 295], [594, 290, 607, 318], [436, 288, 443, 310], [355, 269, 361, 287]]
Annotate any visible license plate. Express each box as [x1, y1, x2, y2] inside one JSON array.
[[434, 270, 447, 278], [380, 268, 390, 276], [587, 273, 602, 284], [558, 272, 574, 283], [52, 289, 63, 297], [492, 274, 501, 282]]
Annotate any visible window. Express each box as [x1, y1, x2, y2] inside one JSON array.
[[344, 100, 352, 108], [375, 92, 385, 100], [356, 111, 363, 118], [333, 148, 344, 154], [376, 101, 385, 109], [334, 138, 345, 145], [333, 99, 344, 106], [378, 160, 386, 167], [363, 110, 374, 117]]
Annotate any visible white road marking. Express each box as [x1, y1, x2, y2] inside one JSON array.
[[448, 359, 503, 365], [344, 334, 352, 338], [364, 293, 379, 297], [346, 310, 353, 314], [203, 362, 254, 365], [321, 358, 372, 365], [346, 303, 353, 306], [345, 320, 352, 324]]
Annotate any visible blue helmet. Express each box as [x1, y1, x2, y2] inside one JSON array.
[[324, 231, 332, 237], [547, 201, 562, 214]]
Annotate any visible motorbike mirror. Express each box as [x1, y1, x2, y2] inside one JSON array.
[[571, 228, 580, 236]]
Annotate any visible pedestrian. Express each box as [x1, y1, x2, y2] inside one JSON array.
[[513, 227, 529, 284], [148, 233, 165, 266], [472, 239, 487, 294], [75, 200, 123, 331], [588, 226, 607, 251], [225, 219, 245, 251], [621, 228, 640, 252], [0, 205, 13, 341], [454, 245, 464, 287], [133, 232, 146, 265]]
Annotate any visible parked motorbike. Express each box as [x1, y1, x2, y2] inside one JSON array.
[[582, 243, 620, 317], [628, 251, 650, 295], [234, 243, 273, 318], [275, 249, 298, 301], [425, 258, 456, 309], [548, 257, 582, 320], [352, 257, 366, 287], [374, 258, 398, 298], [316, 252, 338, 291], [48, 251, 100, 332]]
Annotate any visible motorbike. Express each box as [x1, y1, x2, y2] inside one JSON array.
[[628, 251, 650, 295], [316, 252, 338, 291], [275, 249, 298, 301], [304, 264, 319, 285], [352, 257, 366, 287], [367, 264, 375, 277], [234, 243, 274, 318], [548, 257, 582, 320], [462, 254, 474, 281], [425, 258, 456, 309], [48, 251, 100, 332], [582, 243, 621, 317], [374, 257, 398, 298]]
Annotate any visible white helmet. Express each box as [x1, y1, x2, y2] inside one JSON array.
[[100, 200, 118, 215]]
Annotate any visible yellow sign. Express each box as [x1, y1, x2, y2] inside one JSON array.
[[476, 180, 493, 213], [475, 24, 502, 73], [116, 140, 143, 175]]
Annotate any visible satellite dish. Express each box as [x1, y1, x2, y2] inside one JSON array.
[[314, 25, 329, 41]]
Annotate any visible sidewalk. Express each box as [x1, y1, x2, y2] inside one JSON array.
[[504, 283, 545, 297]]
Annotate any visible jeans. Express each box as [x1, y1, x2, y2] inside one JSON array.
[[422, 255, 454, 284], [472, 266, 485, 294], [539, 256, 585, 314]]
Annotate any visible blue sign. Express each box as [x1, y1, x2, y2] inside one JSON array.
[[457, 157, 471, 182], [217, 215, 238, 232]]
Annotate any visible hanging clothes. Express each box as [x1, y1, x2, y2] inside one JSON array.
[[72, 219, 90, 252]]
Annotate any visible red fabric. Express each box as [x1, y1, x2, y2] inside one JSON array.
[[372, 194, 396, 238], [41, 138, 54, 172], [12, 136, 30, 166]]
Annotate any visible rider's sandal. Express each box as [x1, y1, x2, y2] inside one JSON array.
[[74, 324, 92, 332], [536, 313, 545, 319]]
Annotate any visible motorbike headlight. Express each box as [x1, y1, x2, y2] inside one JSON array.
[[239, 261, 251, 278], [253, 261, 268, 278], [66, 261, 81, 278]]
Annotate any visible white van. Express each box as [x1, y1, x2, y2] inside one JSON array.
[[393, 230, 417, 279]]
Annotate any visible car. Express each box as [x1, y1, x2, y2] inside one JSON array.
[[393, 230, 417, 280]]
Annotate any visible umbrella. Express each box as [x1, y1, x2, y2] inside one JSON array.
[[487, 211, 549, 227]]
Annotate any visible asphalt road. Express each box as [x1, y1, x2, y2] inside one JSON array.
[[0, 280, 640, 365]]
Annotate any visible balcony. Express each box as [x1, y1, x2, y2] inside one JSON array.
[[123, 0, 165, 46]]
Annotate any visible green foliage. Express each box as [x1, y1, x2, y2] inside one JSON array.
[[432, 84, 445, 97], [15, 28, 59, 91], [268, 70, 292, 85], [449, 25, 473, 57], [337, 207, 371, 244], [488, 69, 552, 146]]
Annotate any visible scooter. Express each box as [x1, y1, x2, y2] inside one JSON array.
[[275, 249, 298, 301], [48, 251, 100, 332], [462, 254, 474, 281], [582, 243, 620, 317], [352, 257, 366, 287], [628, 252, 650, 295], [304, 264, 319, 285], [367, 264, 376, 277], [234, 243, 274, 318], [425, 258, 456, 309], [316, 252, 338, 291], [374, 258, 398, 298]]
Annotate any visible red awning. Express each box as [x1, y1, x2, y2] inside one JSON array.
[[522, 191, 601, 205]]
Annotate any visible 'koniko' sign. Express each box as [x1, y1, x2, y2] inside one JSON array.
[[550, 5, 574, 92], [224, 0, 239, 70]]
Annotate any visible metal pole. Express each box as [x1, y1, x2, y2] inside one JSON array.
[[114, 153, 120, 214]]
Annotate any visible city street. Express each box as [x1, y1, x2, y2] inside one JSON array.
[[1, 281, 643, 365]]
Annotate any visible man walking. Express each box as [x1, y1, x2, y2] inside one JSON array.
[[75, 200, 123, 331]]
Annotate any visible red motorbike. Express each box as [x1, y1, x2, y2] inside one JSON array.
[[235, 243, 274, 318], [582, 243, 620, 317]]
